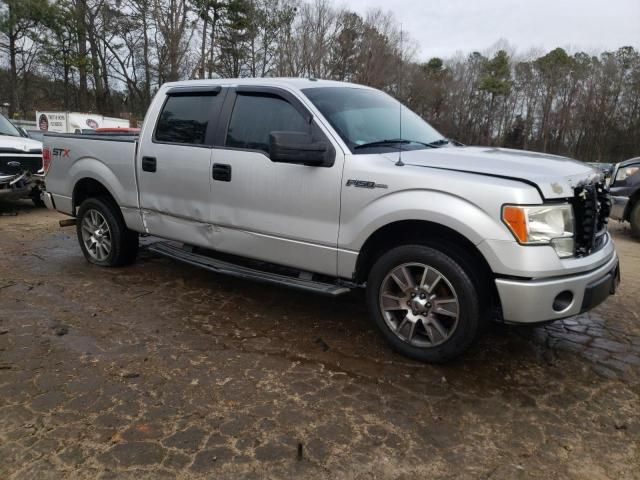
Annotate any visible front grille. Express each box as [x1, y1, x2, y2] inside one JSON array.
[[572, 182, 611, 257], [0, 155, 43, 174]]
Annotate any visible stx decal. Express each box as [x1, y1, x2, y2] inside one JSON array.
[[52, 147, 70, 158]]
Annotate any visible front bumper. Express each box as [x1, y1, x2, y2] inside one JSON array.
[[495, 251, 620, 324], [0, 171, 32, 199]]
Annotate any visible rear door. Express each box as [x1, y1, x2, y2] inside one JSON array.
[[137, 86, 225, 242]]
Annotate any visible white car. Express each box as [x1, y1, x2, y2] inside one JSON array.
[[0, 113, 44, 205]]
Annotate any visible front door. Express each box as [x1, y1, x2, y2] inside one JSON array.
[[208, 87, 344, 277], [610, 160, 640, 220], [137, 87, 225, 243]]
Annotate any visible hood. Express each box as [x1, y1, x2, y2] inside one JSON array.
[[400, 146, 601, 199], [0, 135, 42, 153]]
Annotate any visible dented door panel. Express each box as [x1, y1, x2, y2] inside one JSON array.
[[136, 88, 225, 239]]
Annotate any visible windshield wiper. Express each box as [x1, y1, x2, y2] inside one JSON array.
[[354, 139, 438, 150], [426, 139, 450, 147]]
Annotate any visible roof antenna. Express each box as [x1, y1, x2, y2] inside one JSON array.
[[396, 23, 405, 167]]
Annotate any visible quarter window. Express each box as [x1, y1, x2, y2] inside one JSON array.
[[225, 94, 309, 153], [155, 94, 221, 145]]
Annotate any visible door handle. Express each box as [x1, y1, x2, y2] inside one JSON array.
[[141, 156, 156, 172], [212, 163, 232, 182]]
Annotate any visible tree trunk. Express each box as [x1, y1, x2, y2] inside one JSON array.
[[98, 38, 112, 114], [8, 30, 18, 117], [200, 12, 208, 78], [142, 4, 151, 106], [88, 31, 104, 112], [63, 58, 70, 110], [208, 9, 218, 78], [77, 0, 89, 111]]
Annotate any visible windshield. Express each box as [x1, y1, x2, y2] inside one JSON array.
[[303, 87, 446, 153], [0, 113, 21, 137]]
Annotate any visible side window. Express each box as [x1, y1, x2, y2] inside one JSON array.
[[614, 164, 640, 187], [225, 94, 309, 153], [155, 93, 221, 145]]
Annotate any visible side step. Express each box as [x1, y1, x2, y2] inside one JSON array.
[[147, 241, 351, 296]]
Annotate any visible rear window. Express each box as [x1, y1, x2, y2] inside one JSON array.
[[155, 94, 221, 145]]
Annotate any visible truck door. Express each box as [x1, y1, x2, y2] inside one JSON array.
[[137, 86, 225, 242], [207, 87, 344, 277], [610, 160, 640, 220]]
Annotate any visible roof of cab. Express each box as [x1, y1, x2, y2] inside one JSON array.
[[618, 156, 640, 167], [160, 77, 372, 92]]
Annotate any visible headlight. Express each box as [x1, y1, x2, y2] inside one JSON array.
[[502, 204, 575, 258]]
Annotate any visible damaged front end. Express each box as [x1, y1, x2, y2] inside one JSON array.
[[0, 147, 45, 204], [0, 170, 44, 204]]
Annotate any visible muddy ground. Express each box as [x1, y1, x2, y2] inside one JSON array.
[[1, 200, 638, 479]]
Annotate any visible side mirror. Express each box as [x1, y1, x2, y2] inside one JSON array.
[[18, 127, 29, 138], [269, 131, 328, 166]]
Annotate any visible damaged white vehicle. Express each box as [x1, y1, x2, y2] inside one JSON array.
[[0, 113, 44, 205], [42, 79, 619, 362]]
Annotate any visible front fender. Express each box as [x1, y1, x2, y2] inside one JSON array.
[[339, 189, 513, 252]]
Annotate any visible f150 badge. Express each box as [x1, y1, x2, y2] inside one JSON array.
[[346, 179, 388, 189]]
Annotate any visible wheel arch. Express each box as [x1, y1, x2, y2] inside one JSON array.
[[72, 177, 118, 213], [623, 188, 640, 221], [354, 220, 500, 314]]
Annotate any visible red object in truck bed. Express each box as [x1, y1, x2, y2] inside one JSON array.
[[94, 127, 140, 133]]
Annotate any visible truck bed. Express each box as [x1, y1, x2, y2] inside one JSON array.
[[43, 132, 140, 217], [44, 132, 139, 141]]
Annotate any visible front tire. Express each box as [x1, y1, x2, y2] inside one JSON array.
[[366, 245, 482, 363], [31, 196, 45, 208], [630, 202, 640, 239], [76, 197, 138, 267], [30, 185, 45, 207]]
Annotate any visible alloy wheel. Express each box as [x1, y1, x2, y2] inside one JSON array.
[[378, 262, 460, 347], [80, 209, 112, 262]]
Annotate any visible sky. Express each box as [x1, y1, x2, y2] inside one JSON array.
[[343, 0, 640, 60]]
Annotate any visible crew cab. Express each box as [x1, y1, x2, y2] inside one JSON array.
[[0, 113, 44, 205], [42, 78, 620, 362]]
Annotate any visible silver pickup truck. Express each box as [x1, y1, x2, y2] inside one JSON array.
[[43, 78, 620, 362]]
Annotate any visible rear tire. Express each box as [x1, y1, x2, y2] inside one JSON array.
[[630, 202, 640, 239], [76, 197, 138, 267], [366, 244, 482, 363]]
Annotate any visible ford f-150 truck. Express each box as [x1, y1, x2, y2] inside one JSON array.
[[42, 78, 620, 362]]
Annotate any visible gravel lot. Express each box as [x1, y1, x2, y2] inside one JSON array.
[[1, 200, 639, 479]]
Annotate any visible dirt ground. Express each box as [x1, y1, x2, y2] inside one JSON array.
[[1, 200, 639, 480]]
